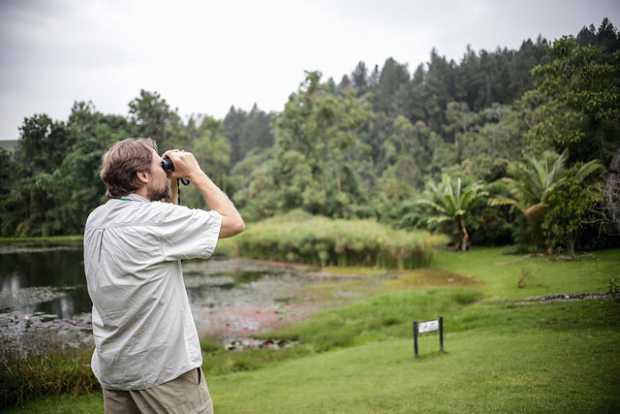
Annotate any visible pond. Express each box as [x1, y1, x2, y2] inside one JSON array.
[[0, 241, 326, 358]]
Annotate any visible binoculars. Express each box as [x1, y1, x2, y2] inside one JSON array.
[[161, 157, 191, 185]]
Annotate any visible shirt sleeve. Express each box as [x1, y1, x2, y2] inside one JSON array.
[[155, 203, 223, 261]]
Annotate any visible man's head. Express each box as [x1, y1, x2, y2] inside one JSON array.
[[100, 138, 170, 201]]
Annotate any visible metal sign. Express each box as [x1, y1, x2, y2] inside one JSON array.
[[418, 320, 439, 333], [413, 316, 444, 358]]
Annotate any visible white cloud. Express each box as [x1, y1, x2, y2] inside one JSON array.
[[0, 0, 619, 138]]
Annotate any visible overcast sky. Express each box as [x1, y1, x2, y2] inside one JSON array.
[[1, 0, 619, 139]]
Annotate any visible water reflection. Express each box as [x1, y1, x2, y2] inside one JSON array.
[[0, 245, 91, 316], [1, 272, 21, 295], [0, 243, 306, 323]]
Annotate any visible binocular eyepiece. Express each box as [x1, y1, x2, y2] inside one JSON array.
[[161, 156, 191, 185], [161, 157, 174, 172]]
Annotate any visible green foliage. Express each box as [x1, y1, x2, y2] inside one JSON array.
[[492, 150, 605, 251], [265, 288, 483, 354], [415, 175, 488, 250], [266, 71, 375, 219], [223, 104, 274, 165], [542, 162, 605, 255], [180, 116, 232, 208], [0, 348, 97, 409], [13, 114, 74, 177], [5, 248, 620, 412], [201, 341, 311, 376], [232, 210, 446, 269], [455, 104, 526, 180], [492, 150, 570, 215], [228, 147, 279, 221], [522, 31, 620, 164], [372, 57, 410, 115], [1, 18, 617, 256], [0, 102, 131, 236], [434, 246, 620, 300], [608, 276, 620, 297], [128, 89, 183, 151], [9, 299, 620, 413]]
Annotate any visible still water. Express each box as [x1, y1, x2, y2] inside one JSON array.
[[0, 241, 316, 340], [0, 244, 90, 317]]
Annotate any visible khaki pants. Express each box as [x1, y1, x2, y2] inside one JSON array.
[[102, 367, 213, 414]]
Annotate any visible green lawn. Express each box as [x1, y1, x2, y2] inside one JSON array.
[[4, 247, 620, 413], [432, 247, 619, 299]]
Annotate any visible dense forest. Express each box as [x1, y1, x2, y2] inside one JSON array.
[[1, 18, 619, 255]]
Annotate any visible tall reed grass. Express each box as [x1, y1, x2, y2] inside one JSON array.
[[232, 210, 447, 269], [0, 348, 98, 409]]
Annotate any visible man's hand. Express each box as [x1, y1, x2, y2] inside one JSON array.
[[163, 148, 245, 238], [162, 149, 203, 180]]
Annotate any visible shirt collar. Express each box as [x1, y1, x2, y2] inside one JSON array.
[[116, 193, 150, 203]]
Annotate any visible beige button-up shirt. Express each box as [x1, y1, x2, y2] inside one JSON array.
[[83, 193, 222, 390]]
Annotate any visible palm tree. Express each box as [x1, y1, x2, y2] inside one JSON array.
[[490, 150, 603, 250], [416, 175, 488, 251]]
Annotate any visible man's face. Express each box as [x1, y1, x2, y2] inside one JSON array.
[[145, 149, 170, 201]]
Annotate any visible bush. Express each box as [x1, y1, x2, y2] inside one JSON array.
[[233, 210, 447, 269], [0, 349, 98, 409]]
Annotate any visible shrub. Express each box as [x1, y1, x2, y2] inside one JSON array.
[[0, 348, 98, 409], [233, 210, 446, 269]]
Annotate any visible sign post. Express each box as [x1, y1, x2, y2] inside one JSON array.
[[413, 316, 444, 358]]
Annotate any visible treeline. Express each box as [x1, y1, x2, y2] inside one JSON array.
[[1, 19, 619, 255]]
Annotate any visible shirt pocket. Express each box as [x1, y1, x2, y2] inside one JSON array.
[[110, 226, 163, 269]]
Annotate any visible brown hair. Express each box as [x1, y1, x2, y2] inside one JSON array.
[[99, 138, 157, 197]]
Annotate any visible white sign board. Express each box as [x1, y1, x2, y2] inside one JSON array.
[[418, 320, 439, 334]]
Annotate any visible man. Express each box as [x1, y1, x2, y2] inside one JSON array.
[[83, 138, 245, 413]]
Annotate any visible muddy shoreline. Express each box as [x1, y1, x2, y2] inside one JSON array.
[[0, 251, 367, 359]]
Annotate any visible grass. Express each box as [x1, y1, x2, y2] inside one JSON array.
[[0, 235, 83, 244], [195, 288, 483, 376], [8, 300, 620, 413], [432, 246, 620, 300], [225, 209, 447, 269], [0, 349, 97, 409], [206, 305, 619, 414], [258, 288, 484, 351], [3, 247, 620, 413]]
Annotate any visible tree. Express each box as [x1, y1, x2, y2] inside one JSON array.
[[223, 104, 274, 165], [222, 106, 245, 165], [0, 148, 16, 197], [542, 163, 605, 255], [455, 104, 526, 179], [351, 61, 369, 95], [416, 175, 488, 251], [338, 74, 353, 91], [191, 116, 231, 192], [14, 114, 73, 176], [491, 150, 603, 251], [268, 71, 375, 218], [522, 32, 620, 165], [229, 147, 279, 221], [576, 18, 620, 53], [372, 57, 410, 115], [128, 89, 183, 151]]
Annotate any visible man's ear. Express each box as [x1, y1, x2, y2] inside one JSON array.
[[136, 170, 150, 185]]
